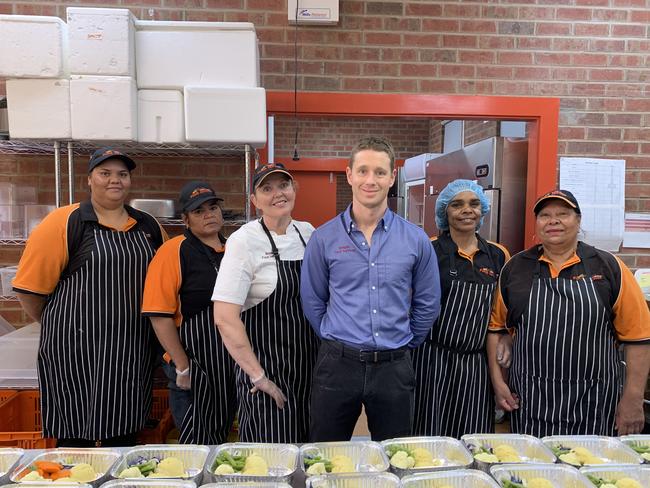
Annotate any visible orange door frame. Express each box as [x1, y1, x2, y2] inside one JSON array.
[[264, 91, 559, 247]]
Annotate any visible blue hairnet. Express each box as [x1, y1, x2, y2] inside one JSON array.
[[435, 179, 490, 231]]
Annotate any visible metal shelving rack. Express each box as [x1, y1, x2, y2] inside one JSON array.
[[0, 139, 257, 222]]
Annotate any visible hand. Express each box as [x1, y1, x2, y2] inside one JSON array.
[[494, 381, 519, 412], [250, 374, 287, 409], [615, 395, 645, 435], [497, 333, 513, 368], [175, 367, 191, 391]]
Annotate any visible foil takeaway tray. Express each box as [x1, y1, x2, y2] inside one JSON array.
[[110, 445, 210, 485], [0, 449, 24, 485], [307, 472, 400, 488], [620, 435, 650, 464], [580, 464, 650, 486], [204, 443, 298, 484], [300, 442, 389, 476], [10, 448, 121, 487], [401, 469, 500, 488], [461, 434, 556, 473], [101, 480, 196, 488], [202, 483, 291, 488], [491, 463, 593, 487], [381, 437, 472, 477], [542, 435, 643, 466]]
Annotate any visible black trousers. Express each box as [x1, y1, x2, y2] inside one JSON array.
[[309, 340, 415, 442]]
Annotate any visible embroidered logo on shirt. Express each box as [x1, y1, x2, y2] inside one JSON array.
[[591, 274, 604, 281], [263, 251, 276, 259], [335, 245, 355, 254], [571, 274, 586, 280], [479, 267, 496, 278]]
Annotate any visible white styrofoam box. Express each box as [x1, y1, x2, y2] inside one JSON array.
[[0, 15, 68, 78], [0, 183, 37, 205], [67, 7, 136, 76], [0, 205, 23, 239], [184, 86, 266, 147], [6, 79, 72, 139], [135, 20, 259, 89], [137, 90, 185, 143], [70, 75, 137, 140]]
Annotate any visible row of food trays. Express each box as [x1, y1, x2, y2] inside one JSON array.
[[0, 434, 650, 488]]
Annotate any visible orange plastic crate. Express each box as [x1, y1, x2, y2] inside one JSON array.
[[0, 390, 56, 449]]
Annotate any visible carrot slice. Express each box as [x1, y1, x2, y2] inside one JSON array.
[[51, 470, 72, 480], [34, 461, 63, 474]]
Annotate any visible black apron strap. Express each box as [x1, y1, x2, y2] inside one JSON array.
[[185, 229, 224, 270], [259, 218, 307, 264]]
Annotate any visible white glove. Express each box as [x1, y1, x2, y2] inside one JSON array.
[[175, 366, 191, 390], [250, 371, 287, 409]]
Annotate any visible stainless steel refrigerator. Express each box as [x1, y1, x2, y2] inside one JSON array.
[[423, 136, 528, 254]]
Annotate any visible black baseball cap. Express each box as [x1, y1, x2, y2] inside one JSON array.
[[252, 162, 293, 189], [533, 189, 581, 215], [179, 181, 223, 213], [88, 147, 136, 172]]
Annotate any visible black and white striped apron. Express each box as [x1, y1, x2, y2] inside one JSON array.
[[413, 245, 496, 437], [509, 257, 620, 436], [237, 220, 319, 443], [39, 226, 156, 440], [178, 304, 237, 444]]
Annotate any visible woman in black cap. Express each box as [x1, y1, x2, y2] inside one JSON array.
[[213, 162, 319, 443], [13, 147, 166, 446], [142, 181, 236, 444], [488, 189, 650, 436]]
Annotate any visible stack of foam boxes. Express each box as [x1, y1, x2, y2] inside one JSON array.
[[0, 8, 266, 147]]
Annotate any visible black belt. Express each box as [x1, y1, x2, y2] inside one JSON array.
[[326, 340, 408, 363]]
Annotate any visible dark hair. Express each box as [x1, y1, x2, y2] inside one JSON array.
[[348, 136, 396, 171]]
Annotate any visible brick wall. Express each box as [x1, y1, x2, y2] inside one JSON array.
[[1, 0, 650, 324]]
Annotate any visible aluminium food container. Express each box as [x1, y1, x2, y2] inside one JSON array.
[[461, 434, 556, 473], [490, 463, 593, 487], [202, 483, 291, 488], [204, 443, 298, 484], [580, 464, 650, 486], [101, 479, 196, 488], [299, 441, 388, 476], [10, 448, 121, 487], [620, 435, 650, 464], [401, 469, 500, 488], [542, 435, 643, 466], [110, 445, 210, 486], [381, 436, 472, 477], [307, 472, 399, 488], [0, 449, 24, 485]]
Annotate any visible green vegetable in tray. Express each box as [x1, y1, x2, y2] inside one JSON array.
[[550, 445, 572, 457], [384, 444, 413, 459], [213, 451, 247, 473], [303, 454, 333, 473], [502, 479, 526, 488]]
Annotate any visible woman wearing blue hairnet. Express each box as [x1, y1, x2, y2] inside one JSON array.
[[412, 179, 510, 437]]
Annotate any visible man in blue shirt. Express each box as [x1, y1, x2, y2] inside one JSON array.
[[301, 136, 441, 441]]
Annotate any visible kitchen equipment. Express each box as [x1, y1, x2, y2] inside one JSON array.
[[423, 137, 528, 253], [129, 199, 176, 219]]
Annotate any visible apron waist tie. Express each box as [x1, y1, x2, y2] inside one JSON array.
[[431, 341, 485, 355]]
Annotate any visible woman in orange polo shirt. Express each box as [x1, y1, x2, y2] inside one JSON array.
[[13, 148, 166, 447], [487, 189, 650, 436], [142, 181, 236, 444]]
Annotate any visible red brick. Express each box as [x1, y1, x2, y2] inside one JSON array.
[[162, 0, 201, 7], [246, 0, 283, 10], [340, 1, 363, 14], [400, 64, 438, 77], [382, 79, 418, 92], [257, 28, 284, 43], [608, 113, 643, 126], [637, 254, 650, 267], [460, 20, 496, 33], [533, 83, 570, 97], [295, 31, 325, 43], [304, 76, 340, 91], [576, 0, 609, 5], [556, 8, 592, 21], [286, 61, 323, 75], [481, 5, 518, 19], [626, 156, 650, 170], [536, 22, 572, 36], [303, 45, 340, 59], [590, 39, 626, 52], [264, 44, 299, 58], [442, 4, 479, 17], [403, 34, 441, 47], [625, 129, 650, 141], [612, 24, 646, 37], [479, 36, 515, 49], [589, 69, 625, 82], [566, 141, 605, 154], [365, 33, 402, 46], [615, 0, 646, 6], [587, 98, 624, 111], [630, 10, 650, 22], [362, 63, 399, 77], [262, 74, 293, 90], [494, 82, 532, 96], [570, 83, 606, 97], [419, 79, 456, 93], [14, 3, 58, 15], [457, 80, 494, 95], [627, 40, 650, 51], [498, 21, 534, 35], [405, 2, 442, 16], [461, 51, 497, 64], [625, 98, 650, 112], [323, 62, 361, 76], [421, 19, 459, 32], [623, 185, 648, 199], [420, 49, 456, 62], [574, 23, 609, 36], [442, 35, 477, 48], [513, 67, 550, 80], [341, 78, 380, 91], [572, 53, 608, 66], [559, 127, 586, 139], [380, 48, 417, 62], [533, 53, 571, 66], [366, 1, 403, 15], [384, 17, 420, 31], [184, 10, 224, 21], [606, 142, 640, 154], [608, 55, 643, 67], [552, 38, 589, 51], [341, 15, 382, 30], [592, 9, 629, 21], [560, 98, 587, 110], [517, 38, 552, 50], [560, 111, 606, 126], [476, 66, 513, 79], [0, 3, 12, 13], [519, 6, 555, 20], [205, 0, 242, 6], [587, 128, 622, 140], [439, 65, 475, 78], [341, 47, 380, 61]]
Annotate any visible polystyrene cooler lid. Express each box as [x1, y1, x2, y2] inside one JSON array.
[[0, 14, 66, 25], [0, 337, 38, 388], [135, 20, 255, 32]]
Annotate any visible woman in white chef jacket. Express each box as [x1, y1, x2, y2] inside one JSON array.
[[213, 162, 319, 443]]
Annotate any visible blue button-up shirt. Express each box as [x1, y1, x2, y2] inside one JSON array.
[[300, 205, 441, 350]]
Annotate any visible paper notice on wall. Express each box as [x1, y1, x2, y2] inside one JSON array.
[[559, 157, 625, 252], [624, 213, 650, 249], [634, 269, 650, 300]]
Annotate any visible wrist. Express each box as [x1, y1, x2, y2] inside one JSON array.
[[175, 367, 190, 377], [250, 370, 265, 385]]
